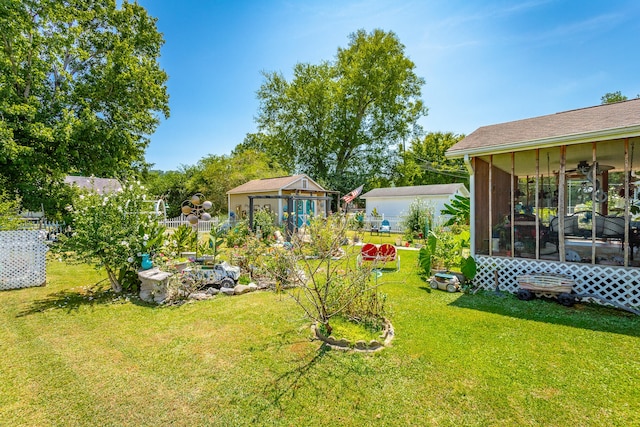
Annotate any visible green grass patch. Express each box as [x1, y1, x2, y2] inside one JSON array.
[[1, 251, 639, 426], [319, 314, 383, 342]]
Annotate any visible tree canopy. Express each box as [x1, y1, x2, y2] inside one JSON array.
[[394, 132, 468, 187], [144, 149, 287, 217], [243, 29, 427, 195], [601, 91, 628, 104], [600, 91, 639, 104], [0, 0, 169, 214]]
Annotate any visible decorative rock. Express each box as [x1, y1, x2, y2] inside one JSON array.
[[188, 292, 210, 300], [368, 340, 383, 350], [234, 284, 251, 295], [336, 338, 350, 347], [248, 283, 258, 291], [205, 287, 219, 295], [220, 287, 235, 296], [354, 340, 368, 350]]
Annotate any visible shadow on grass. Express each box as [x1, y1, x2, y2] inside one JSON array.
[[16, 281, 153, 317], [267, 344, 330, 406], [449, 290, 640, 337], [251, 332, 377, 423]]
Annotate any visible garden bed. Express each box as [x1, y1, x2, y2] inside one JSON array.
[[312, 318, 394, 352]]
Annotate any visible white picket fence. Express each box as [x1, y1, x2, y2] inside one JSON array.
[[162, 214, 405, 234], [364, 216, 403, 234], [18, 219, 68, 241], [161, 215, 222, 233]]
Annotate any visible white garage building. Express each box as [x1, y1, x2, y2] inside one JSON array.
[[361, 183, 469, 227]]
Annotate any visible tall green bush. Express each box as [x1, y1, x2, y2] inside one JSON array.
[[401, 198, 433, 242]]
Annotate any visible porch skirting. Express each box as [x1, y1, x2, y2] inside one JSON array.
[[475, 255, 640, 310]]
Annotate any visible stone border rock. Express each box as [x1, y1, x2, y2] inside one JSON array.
[[311, 318, 394, 352]]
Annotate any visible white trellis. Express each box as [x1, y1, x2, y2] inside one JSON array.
[[0, 230, 48, 290], [474, 255, 640, 309]]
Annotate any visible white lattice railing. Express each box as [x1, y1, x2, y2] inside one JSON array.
[[474, 255, 640, 310], [0, 230, 48, 290]]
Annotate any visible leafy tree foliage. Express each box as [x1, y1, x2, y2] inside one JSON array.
[[0, 0, 169, 214], [0, 188, 23, 230], [143, 168, 197, 218], [601, 91, 628, 104], [244, 29, 427, 195], [394, 132, 468, 186], [144, 149, 286, 217], [441, 195, 470, 226]]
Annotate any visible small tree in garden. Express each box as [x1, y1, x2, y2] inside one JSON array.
[[266, 214, 386, 335], [54, 181, 165, 293]]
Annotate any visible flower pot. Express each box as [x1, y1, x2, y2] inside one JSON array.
[[141, 253, 153, 270]]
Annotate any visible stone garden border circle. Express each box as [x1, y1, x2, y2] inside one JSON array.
[[311, 318, 394, 352]]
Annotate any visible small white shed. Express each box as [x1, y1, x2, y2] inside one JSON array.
[[361, 183, 469, 225]]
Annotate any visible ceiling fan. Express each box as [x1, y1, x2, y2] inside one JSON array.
[[566, 160, 614, 174]]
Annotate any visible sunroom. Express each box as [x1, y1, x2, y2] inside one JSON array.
[[447, 99, 640, 309]]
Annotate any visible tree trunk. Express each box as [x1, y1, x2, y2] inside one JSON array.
[[105, 266, 123, 293]]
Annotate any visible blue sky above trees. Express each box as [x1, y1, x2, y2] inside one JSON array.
[[138, 0, 640, 171]]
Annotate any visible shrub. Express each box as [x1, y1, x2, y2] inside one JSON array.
[[53, 181, 165, 293], [264, 214, 386, 335], [253, 209, 277, 242], [401, 198, 433, 243], [226, 220, 250, 248], [165, 224, 197, 256]]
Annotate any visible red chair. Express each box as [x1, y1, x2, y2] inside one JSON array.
[[358, 243, 400, 271], [360, 243, 379, 262], [378, 244, 400, 271]]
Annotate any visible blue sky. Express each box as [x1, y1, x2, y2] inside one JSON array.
[[138, 0, 640, 171]]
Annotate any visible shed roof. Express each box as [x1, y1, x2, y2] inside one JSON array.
[[64, 175, 122, 194], [227, 174, 327, 194], [361, 183, 468, 198], [447, 99, 640, 158]]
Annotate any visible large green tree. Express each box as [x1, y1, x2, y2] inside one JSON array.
[[0, 0, 169, 214], [394, 132, 468, 187], [244, 29, 427, 195]]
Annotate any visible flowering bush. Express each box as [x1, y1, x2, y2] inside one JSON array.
[[53, 181, 166, 292]]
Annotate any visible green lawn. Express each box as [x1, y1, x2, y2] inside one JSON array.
[[1, 250, 639, 426]]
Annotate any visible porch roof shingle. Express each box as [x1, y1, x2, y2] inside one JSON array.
[[226, 174, 326, 194], [447, 98, 640, 158]]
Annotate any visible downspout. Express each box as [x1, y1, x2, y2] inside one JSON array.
[[278, 189, 283, 226], [463, 154, 475, 256]]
